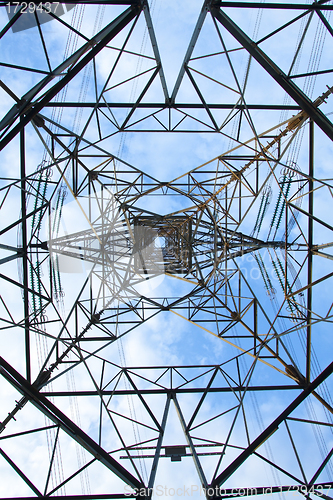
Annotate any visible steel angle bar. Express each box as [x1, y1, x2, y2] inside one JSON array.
[[0, 5, 24, 39], [20, 123, 31, 382], [210, 359, 333, 487], [0, 5, 141, 150], [213, 1, 333, 10], [43, 385, 300, 396], [147, 395, 171, 494], [120, 65, 161, 130], [288, 202, 333, 233], [0, 446, 42, 496], [306, 120, 314, 384], [210, 6, 333, 141], [170, 0, 210, 103], [173, 394, 209, 492], [0, 356, 144, 490], [185, 67, 219, 130], [142, 0, 169, 102], [0, 202, 49, 237], [0, 253, 23, 265], [1, 0, 135, 3], [43, 102, 301, 110], [1, 7, 137, 130], [0, 496, 137, 500]]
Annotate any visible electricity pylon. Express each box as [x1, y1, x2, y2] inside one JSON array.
[[1, 1, 333, 498]]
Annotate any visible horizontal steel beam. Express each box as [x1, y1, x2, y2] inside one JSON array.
[[42, 385, 300, 396], [0, 356, 143, 490], [1, 483, 332, 500], [214, 1, 333, 9], [211, 359, 333, 487], [0, 496, 136, 500], [43, 102, 301, 110], [2, 0, 135, 4], [211, 6, 333, 141]]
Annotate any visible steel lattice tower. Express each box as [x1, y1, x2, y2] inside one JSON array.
[[1, 1, 333, 498]]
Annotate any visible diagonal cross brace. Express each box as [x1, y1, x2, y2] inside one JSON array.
[[210, 6, 333, 141], [0, 356, 143, 490], [142, 0, 169, 102], [211, 359, 333, 488], [170, 0, 210, 103], [0, 3, 141, 151]]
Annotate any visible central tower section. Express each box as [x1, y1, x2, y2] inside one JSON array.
[[133, 215, 192, 274]]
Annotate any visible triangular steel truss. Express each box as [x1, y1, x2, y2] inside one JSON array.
[[1, 1, 333, 498]]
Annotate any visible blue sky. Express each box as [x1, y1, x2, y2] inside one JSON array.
[[1, 1, 333, 498]]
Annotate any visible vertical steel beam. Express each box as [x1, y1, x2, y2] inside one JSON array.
[[20, 118, 31, 383], [307, 120, 314, 384]]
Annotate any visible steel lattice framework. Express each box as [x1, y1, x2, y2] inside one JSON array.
[[1, 1, 333, 499]]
